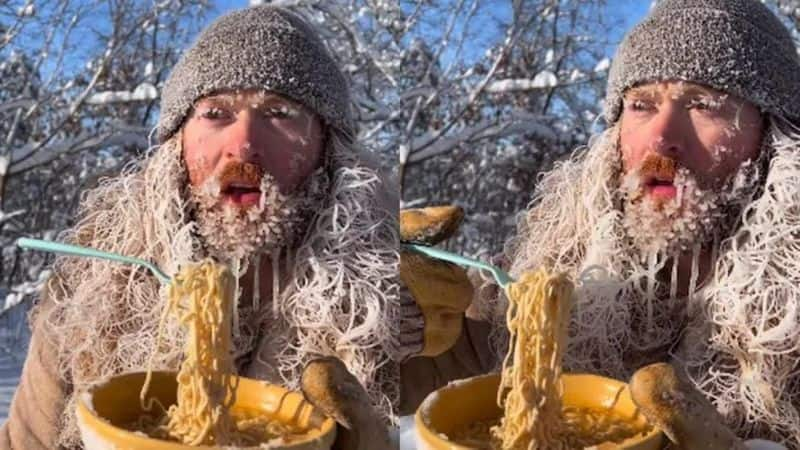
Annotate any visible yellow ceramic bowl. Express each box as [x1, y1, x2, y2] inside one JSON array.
[[415, 373, 663, 450], [76, 371, 337, 450]]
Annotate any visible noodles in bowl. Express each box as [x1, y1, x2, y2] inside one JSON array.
[[76, 370, 337, 450], [416, 372, 661, 450], [75, 260, 337, 449]]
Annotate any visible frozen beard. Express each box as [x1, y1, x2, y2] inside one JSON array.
[[620, 152, 763, 256], [189, 161, 329, 261]]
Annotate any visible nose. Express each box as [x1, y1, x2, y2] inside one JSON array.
[[223, 110, 262, 164], [647, 103, 686, 158]]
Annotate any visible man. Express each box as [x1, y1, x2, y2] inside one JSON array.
[[0, 6, 410, 449], [473, 0, 800, 446]]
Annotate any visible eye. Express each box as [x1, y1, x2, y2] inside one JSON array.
[[261, 105, 299, 119], [624, 98, 654, 112], [197, 106, 232, 121], [687, 97, 721, 112]]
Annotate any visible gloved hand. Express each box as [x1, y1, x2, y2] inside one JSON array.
[[630, 362, 748, 450], [301, 357, 392, 450], [399, 205, 473, 358]]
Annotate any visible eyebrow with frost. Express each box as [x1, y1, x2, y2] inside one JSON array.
[[623, 82, 761, 131], [625, 82, 723, 101], [192, 91, 305, 117]]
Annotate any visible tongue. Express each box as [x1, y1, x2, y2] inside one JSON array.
[[224, 188, 261, 206], [649, 185, 677, 199]]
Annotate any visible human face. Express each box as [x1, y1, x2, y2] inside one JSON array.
[[182, 89, 324, 207], [618, 81, 764, 254], [620, 81, 763, 198], [181, 89, 328, 260]]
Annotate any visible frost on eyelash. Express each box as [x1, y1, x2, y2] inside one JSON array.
[[255, 104, 300, 118], [704, 94, 727, 109], [197, 90, 303, 116]]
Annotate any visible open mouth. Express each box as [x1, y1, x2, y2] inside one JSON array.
[[221, 182, 261, 206], [215, 162, 265, 208], [644, 176, 677, 199]]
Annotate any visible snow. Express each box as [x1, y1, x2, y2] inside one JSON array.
[[487, 79, 537, 92], [16, 4, 35, 17], [399, 144, 409, 165], [594, 57, 611, 73], [506, 178, 522, 192], [4, 270, 50, 311], [8, 130, 148, 176], [86, 82, 158, 105], [0, 352, 23, 424], [0, 300, 32, 423], [745, 440, 788, 450], [400, 197, 429, 208], [544, 49, 554, 65], [399, 415, 416, 450], [3, 293, 24, 312], [486, 76, 558, 93], [532, 70, 558, 88]]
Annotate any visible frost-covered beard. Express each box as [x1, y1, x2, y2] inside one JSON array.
[[620, 154, 763, 256], [189, 162, 330, 261]]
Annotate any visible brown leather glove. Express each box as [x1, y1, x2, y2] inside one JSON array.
[[301, 357, 392, 450], [629, 362, 747, 450], [399, 205, 473, 358]]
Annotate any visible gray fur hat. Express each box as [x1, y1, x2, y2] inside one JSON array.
[[157, 5, 354, 142], [605, 0, 800, 124]]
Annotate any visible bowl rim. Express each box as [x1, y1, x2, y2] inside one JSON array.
[[75, 370, 337, 450]]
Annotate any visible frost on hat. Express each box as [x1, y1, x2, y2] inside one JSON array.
[[157, 5, 354, 142], [605, 0, 800, 124]]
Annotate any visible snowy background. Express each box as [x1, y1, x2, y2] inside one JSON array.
[[0, 0, 798, 424]]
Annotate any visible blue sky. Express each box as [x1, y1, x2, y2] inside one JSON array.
[[207, 0, 652, 59], [6, 0, 654, 92], [607, 0, 652, 45]]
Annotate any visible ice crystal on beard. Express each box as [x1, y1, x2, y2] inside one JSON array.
[[189, 169, 329, 262], [621, 157, 762, 256]]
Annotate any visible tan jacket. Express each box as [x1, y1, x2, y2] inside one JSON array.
[[0, 298, 68, 449]]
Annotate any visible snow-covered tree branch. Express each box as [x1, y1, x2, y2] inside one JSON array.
[[0, 0, 210, 320]]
